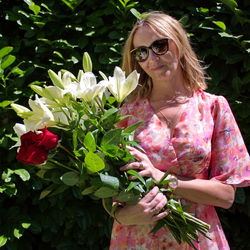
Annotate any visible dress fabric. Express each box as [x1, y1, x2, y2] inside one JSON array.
[[109, 90, 250, 250]]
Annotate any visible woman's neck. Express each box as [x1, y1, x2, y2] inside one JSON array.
[[149, 76, 191, 104]]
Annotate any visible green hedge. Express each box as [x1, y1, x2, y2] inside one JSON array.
[[0, 0, 250, 249]]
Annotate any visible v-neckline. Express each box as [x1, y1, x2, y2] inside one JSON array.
[[145, 95, 192, 140]]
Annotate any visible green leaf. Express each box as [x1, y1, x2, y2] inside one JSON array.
[[11, 66, 25, 75], [93, 186, 118, 198], [101, 128, 122, 148], [0, 235, 7, 247], [213, 21, 226, 31], [124, 121, 143, 134], [14, 169, 30, 181], [49, 185, 69, 197], [220, 0, 238, 11], [39, 183, 57, 199], [127, 170, 146, 185], [130, 8, 149, 20], [81, 186, 96, 195], [1, 55, 16, 69], [116, 190, 135, 202], [2, 168, 13, 182], [0, 100, 13, 108], [100, 173, 119, 190], [60, 171, 79, 186], [85, 152, 105, 172], [126, 181, 140, 191], [0, 183, 17, 196], [60, 0, 83, 10], [199, 7, 209, 13], [0, 46, 13, 59], [145, 178, 154, 191], [100, 107, 118, 122], [218, 32, 242, 39], [13, 228, 23, 239], [21, 222, 31, 229], [29, 4, 40, 15], [84, 131, 96, 152]]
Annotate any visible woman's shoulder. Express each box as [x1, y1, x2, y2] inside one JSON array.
[[195, 90, 229, 106], [194, 90, 233, 119]]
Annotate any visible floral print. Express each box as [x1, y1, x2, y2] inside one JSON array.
[[110, 91, 250, 250]]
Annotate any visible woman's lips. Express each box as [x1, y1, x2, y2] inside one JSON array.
[[151, 65, 164, 71]]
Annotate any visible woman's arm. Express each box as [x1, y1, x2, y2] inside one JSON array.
[[174, 177, 235, 209], [121, 146, 236, 210]]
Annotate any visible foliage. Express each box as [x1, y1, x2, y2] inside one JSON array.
[[0, 0, 250, 249]]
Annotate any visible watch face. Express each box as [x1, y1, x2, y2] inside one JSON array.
[[168, 176, 178, 189]]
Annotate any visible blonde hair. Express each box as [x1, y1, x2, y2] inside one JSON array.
[[122, 11, 208, 101]]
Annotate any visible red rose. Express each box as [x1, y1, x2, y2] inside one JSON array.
[[20, 129, 58, 150], [16, 128, 59, 165], [16, 144, 48, 165]]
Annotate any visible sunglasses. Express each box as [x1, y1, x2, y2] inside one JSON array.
[[131, 38, 169, 62]]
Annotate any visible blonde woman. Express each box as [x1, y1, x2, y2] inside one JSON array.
[[110, 11, 250, 249]]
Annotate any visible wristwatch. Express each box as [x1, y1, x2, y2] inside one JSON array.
[[167, 174, 178, 190]]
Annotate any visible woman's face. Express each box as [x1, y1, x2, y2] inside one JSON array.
[[132, 25, 181, 84]]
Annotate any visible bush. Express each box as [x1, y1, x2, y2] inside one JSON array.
[[0, 0, 249, 249]]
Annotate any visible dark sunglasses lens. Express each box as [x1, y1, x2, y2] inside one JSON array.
[[152, 39, 168, 55], [133, 47, 148, 62]]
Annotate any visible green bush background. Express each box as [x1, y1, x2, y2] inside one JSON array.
[[0, 0, 250, 249]]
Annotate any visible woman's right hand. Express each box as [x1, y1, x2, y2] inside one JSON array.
[[114, 186, 168, 225]]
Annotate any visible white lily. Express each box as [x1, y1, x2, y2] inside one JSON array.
[[77, 72, 106, 101], [60, 71, 79, 99], [61, 71, 76, 88], [10, 123, 27, 149], [24, 95, 56, 131], [52, 107, 70, 126], [107, 67, 139, 103]]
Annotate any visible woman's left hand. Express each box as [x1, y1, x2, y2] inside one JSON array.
[[120, 146, 164, 182]]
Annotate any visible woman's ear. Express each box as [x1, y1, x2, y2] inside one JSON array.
[[168, 39, 180, 59]]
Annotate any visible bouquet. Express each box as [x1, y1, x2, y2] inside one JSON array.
[[11, 52, 210, 249]]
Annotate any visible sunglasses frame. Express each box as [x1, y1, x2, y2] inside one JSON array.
[[131, 38, 169, 62]]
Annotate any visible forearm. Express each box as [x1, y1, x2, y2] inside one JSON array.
[[174, 177, 235, 209]]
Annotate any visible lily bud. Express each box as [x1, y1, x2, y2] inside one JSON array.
[[82, 52, 92, 73], [11, 104, 31, 118], [30, 85, 52, 99], [48, 69, 65, 89]]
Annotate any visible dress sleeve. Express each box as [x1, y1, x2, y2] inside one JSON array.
[[209, 96, 250, 187]]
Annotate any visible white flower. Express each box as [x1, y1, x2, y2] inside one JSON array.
[[10, 123, 27, 149], [52, 107, 70, 126], [107, 67, 139, 103], [60, 71, 79, 99], [77, 72, 106, 101], [24, 95, 56, 131]]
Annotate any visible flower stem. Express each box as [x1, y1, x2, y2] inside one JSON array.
[[48, 158, 79, 173], [58, 144, 81, 162]]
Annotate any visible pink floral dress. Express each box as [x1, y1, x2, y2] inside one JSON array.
[[109, 90, 250, 250]]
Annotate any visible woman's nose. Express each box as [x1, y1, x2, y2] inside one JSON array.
[[147, 49, 160, 62]]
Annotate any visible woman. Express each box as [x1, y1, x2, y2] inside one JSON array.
[[109, 11, 250, 249]]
